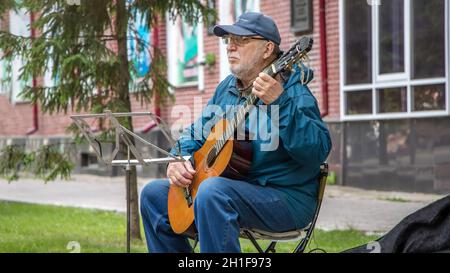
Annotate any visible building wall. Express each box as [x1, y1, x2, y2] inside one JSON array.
[[0, 96, 34, 136]]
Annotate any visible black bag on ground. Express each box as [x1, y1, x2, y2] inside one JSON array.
[[343, 195, 450, 253]]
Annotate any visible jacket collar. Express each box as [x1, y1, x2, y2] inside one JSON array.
[[227, 76, 239, 96]]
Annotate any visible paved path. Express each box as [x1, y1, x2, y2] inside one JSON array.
[[0, 175, 446, 233], [317, 186, 444, 233]]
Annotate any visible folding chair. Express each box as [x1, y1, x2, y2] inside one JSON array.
[[240, 163, 329, 253], [189, 163, 328, 253]]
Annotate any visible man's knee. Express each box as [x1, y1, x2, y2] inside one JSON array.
[[140, 179, 170, 209], [195, 177, 232, 206]]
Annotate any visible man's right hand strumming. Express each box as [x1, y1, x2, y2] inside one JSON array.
[[167, 160, 196, 188]]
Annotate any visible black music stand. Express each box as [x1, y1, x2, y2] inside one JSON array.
[[71, 110, 189, 253]]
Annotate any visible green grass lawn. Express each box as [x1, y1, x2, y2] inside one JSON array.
[[0, 201, 378, 253]]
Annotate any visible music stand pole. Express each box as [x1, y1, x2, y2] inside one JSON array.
[[126, 146, 131, 253]]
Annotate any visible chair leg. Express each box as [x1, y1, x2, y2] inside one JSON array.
[[243, 230, 265, 253], [265, 242, 277, 253], [191, 234, 199, 253], [294, 234, 311, 253]]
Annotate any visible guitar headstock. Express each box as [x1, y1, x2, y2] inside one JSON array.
[[274, 36, 313, 75]]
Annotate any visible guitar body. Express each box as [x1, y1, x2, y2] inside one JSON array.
[[168, 118, 252, 235]]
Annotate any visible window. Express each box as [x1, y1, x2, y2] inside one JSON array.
[[127, 6, 151, 93], [80, 152, 99, 169], [341, 0, 448, 120], [0, 18, 11, 95], [344, 0, 372, 85], [377, 87, 407, 113], [0, 58, 10, 95], [167, 16, 202, 89], [128, 10, 151, 84], [411, 0, 445, 79], [412, 84, 446, 111], [346, 90, 372, 115], [378, 0, 404, 75], [8, 8, 32, 103]]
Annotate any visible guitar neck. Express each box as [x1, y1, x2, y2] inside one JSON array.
[[212, 61, 281, 153]]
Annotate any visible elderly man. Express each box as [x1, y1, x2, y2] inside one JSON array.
[[140, 12, 331, 253]]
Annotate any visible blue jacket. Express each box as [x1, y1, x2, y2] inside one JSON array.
[[170, 65, 332, 228]]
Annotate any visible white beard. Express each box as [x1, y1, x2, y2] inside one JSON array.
[[229, 48, 265, 81]]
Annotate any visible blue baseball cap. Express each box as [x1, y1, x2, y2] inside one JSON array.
[[213, 12, 281, 45]]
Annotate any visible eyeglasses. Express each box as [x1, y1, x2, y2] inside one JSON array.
[[222, 35, 268, 46]]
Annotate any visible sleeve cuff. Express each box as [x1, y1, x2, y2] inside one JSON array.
[[268, 90, 290, 106]]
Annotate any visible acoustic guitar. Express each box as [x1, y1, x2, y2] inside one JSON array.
[[168, 36, 314, 236]]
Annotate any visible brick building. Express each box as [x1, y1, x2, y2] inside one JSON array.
[[1, 0, 449, 193]]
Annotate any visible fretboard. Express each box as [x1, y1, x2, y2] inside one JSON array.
[[210, 61, 280, 159]]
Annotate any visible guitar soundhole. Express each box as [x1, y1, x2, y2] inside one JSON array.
[[207, 147, 217, 168]]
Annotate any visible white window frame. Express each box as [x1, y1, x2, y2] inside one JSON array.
[[166, 14, 203, 91], [197, 19, 205, 92], [340, 0, 449, 121], [0, 58, 7, 95], [0, 19, 4, 95], [9, 8, 32, 104], [374, 0, 409, 82]]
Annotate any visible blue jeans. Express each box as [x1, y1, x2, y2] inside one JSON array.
[[140, 177, 299, 253]]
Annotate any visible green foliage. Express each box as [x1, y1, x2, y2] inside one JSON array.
[[0, 0, 216, 182], [0, 144, 74, 183], [28, 145, 75, 182], [327, 171, 337, 185], [0, 146, 26, 182], [204, 52, 216, 66], [0, 0, 15, 15], [0, 0, 215, 115]]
